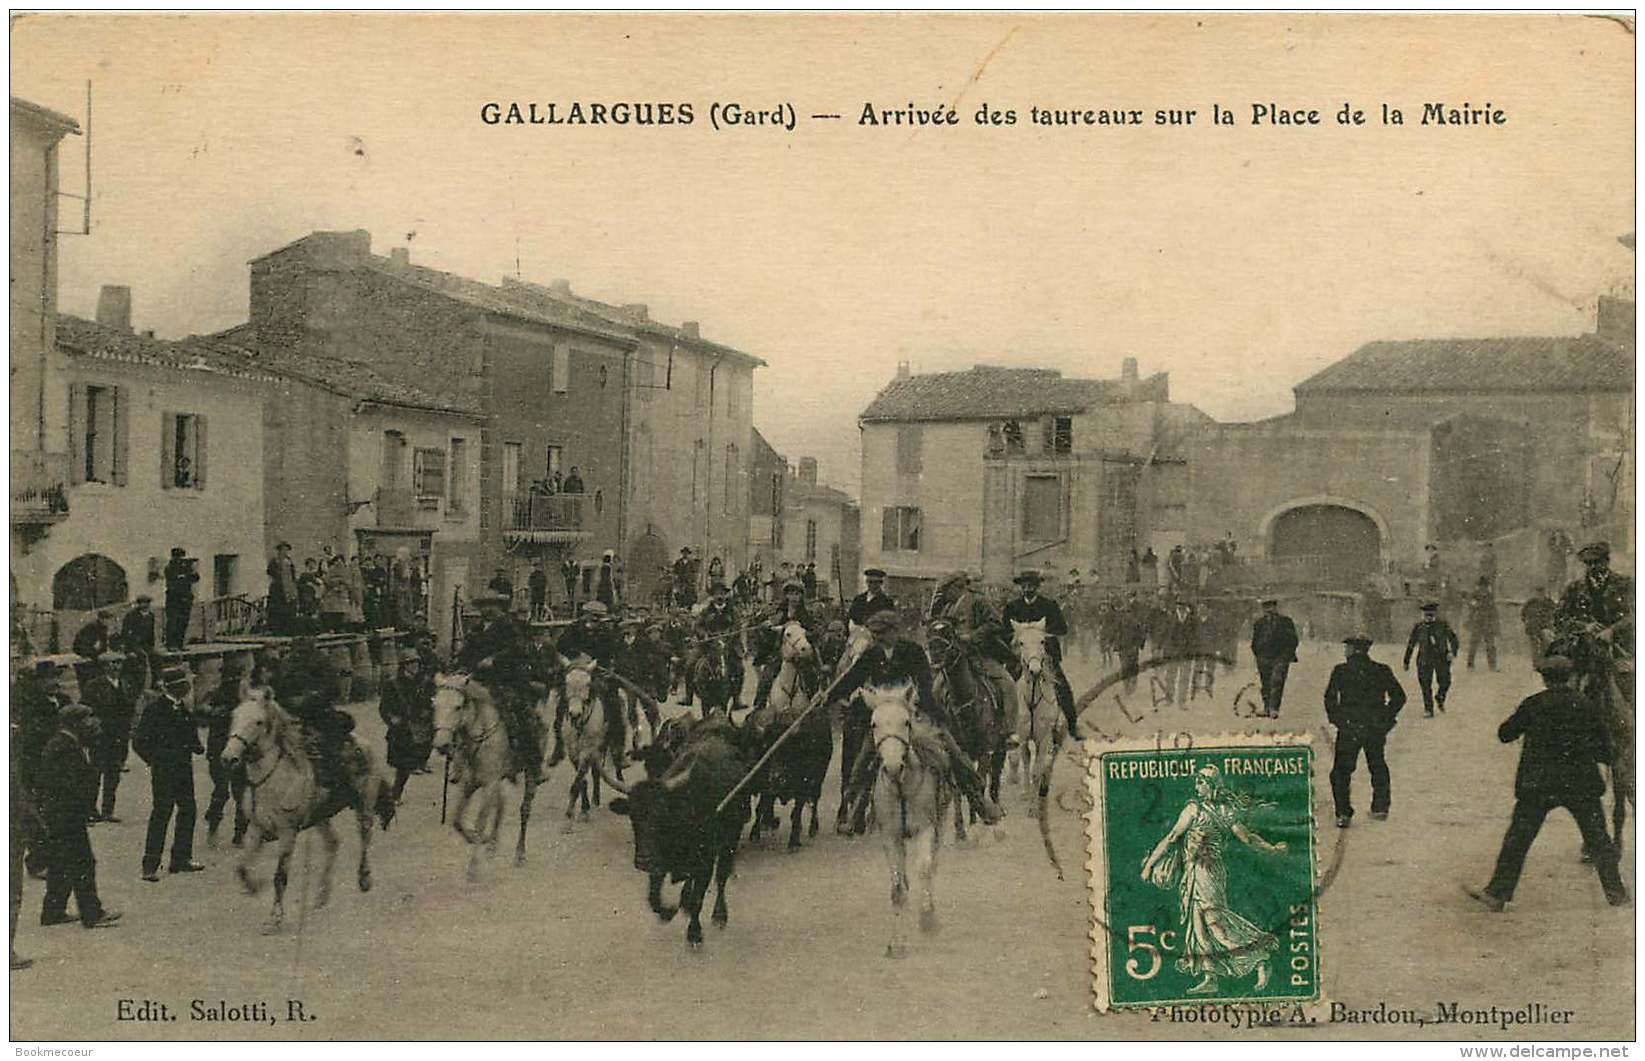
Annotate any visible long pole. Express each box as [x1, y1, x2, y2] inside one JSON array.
[[713, 665, 853, 816], [440, 755, 450, 824]]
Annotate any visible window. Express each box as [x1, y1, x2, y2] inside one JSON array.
[[552, 343, 570, 394], [881, 506, 922, 552], [381, 430, 405, 489], [694, 364, 708, 409], [598, 363, 609, 389], [769, 472, 782, 517], [691, 439, 704, 505], [726, 376, 739, 418], [773, 510, 784, 550], [1002, 419, 1026, 455], [636, 357, 655, 402], [895, 425, 923, 475], [161, 412, 207, 491], [724, 443, 739, 515], [1043, 416, 1073, 455], [502, 442, 522, 504], [805, 519, 818, 562], [68, 383, 127, 486], [413, 447, 447, 504], [213, 554, 238, 598], [594, 488, 605, 516], [448, 437, 468, 515], [1023, 475, 1062, 540], [545, 444, 563, 481]]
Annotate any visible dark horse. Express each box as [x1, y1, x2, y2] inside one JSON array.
[[689, 643, 736, 719], [926, 618, 1005, 841]]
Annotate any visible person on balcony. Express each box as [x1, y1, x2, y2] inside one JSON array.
[[162, 548, 198, 652], [266, 542, 299, 634], [562, 467, 585, 494]]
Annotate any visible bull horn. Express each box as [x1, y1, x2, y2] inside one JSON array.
[[661, 763, 693, 792], [597, 764, 630, 796]]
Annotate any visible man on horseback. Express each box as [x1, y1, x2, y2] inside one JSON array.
[[929, 570, 1019, 733], [1002, 571, 1083, 738], [695, 581, 745, 709], [1553, 541, 1633, 675], [547, 600, 627, 766], [457, 592, 550, 780], [752, 580, 818, 711], [847, 568, 895, 632], [271, 637, 390, 826], [836, 609, 1005, 832]]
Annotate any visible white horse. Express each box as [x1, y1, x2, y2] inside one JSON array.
[[864, 680, 953, 958], [749, 621, 831, 849], [552, 662, 609, 828], [1011, 619, 1066, 809], [431, 674, 550, 878], [221, 687, 387, 934]]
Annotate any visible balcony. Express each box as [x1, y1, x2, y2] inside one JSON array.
[[11, 450, 70, 526], [503, 492, 590, 543]]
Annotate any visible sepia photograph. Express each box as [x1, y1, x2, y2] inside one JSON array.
[[6, 11, 1636, 1044]]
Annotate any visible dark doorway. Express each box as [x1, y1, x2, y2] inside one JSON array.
[[52, 554, 128, 611], [1269, 505, 1381, 587]]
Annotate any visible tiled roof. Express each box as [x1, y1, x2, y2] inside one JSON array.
[[495, 277, 765, 366], [859, 366, 1142, 422], [1295, 333, 1633, 393], [366, 262, 636, 347], [57, 315, 286, 383], [207, 324, 482, 416]]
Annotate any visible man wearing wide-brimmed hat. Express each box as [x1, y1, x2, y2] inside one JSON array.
[[456, 590, 545, 779], [1465, 655, 1628, 912], [1324, 634, 1406, 829], [132, 665, 205, 881]]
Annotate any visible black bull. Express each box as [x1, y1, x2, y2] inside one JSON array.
[[606, 732, 749, 949]]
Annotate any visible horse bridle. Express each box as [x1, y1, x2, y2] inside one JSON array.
[[434, 681, 502, 748], [224, 709, 284, 788]]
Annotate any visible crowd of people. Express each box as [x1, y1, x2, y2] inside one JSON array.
[[265, 542, 427, 635]]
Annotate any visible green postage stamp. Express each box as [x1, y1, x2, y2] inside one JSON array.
[[1085, 733, 1321, 1012]]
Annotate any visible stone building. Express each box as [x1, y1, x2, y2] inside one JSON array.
[[859, 359, 1208, 599], [777, 457, 860, 602], [1184, 298, 1636, 594], [489, 276, 763, 605], [231, 231, 635, 608], [747, 427, 788, 571], [10, 97, 80, 607]]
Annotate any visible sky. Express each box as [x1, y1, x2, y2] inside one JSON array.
[[11, 13, 1635, 496]]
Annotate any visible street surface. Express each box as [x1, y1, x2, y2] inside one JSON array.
[[10, 640, 1634, 1040]]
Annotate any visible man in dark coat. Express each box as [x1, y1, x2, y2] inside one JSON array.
[[833, 609, 1003, 831], [77, 660, 131, 824], [671, 548, 697, 609], [380, 644, 437, 803], [163, 547, 198, 651], [455, 593, 546, 778], [696, 581, 744, 708], [1001, 570, 1081, 736], [1159, 599, 1201, 706], [266, 542, 299, 634], [1114, 592, 1150, 695], [1250, 598, 1299, 718], [132, 665, 205, 881], [1324, 635, 1406, 827], [1552, 540, 1633, 688], [1465, 656, 1628, 911], [751, 580, 818, 710], [38, 704, 121, 930], [202, 658, 249, 848], [119, 595, 157, 688], [14, 662, 72, 880], [847, 568, 896, 630], [548, 600, 625, 765], [72, 609, 113, 662], [528, 562, 549, 622], [1403, 601, 1459, 716], [272, 637, 384, 827], [487, 568, 514, 607]]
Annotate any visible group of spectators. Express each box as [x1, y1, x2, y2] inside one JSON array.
[[265, 542, 425, 635]]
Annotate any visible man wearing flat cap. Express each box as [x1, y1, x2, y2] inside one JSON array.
[[848, 569, 896, 631], [119, 595, 158, 690], [1551, 540, 1633, 693], [1323, 634, 1406, 828], [1250, 598, 1299, 718], [132, 665, 205, 880], [1466, 655, 1628, 912], [1002, 570, 1082, 737], [1403, 601, 1459, 717]]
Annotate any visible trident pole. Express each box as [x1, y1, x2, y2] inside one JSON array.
[[713, 665, 854, 817]]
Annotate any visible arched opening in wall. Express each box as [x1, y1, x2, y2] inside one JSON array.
[[53, 554, 128, 611], [1269, 505, 1381, 588], [628, 529, 669, 608]]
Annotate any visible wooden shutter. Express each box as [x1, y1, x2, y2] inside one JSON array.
[[881, 507, 897, 552], [111, 386, 129, 485], [160, 412, 177, 489], [67, 383, 86, 485], [193, 414, 207, 490]]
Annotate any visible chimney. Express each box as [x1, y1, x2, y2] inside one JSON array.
[[550, 279, 572, 295], [681, 321, 700, 339], [389, 247, 410, 268], [1597, 296, 1635, 341], [1121, 357, 1139, 383], [798, 457, 818, 485], [298, 230, 371, 269], [96, 285, 132, 333], [622, 303, 649, 320], [896, 360, 911, 380]]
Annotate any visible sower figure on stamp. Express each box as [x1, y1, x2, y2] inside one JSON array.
[[1403, 601, 1458, 716], [835, 608, 1004, 834], [1465, 655, 1629, 912], [1249, 597, 1298, 719], [1324, 634, 1406, 828]]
